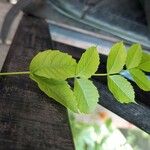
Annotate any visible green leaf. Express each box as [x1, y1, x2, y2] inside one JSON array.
[[129, 68, 150, 91], [30, 74, 78, 112], [126, 44, 142, 69], [108, 75, 135, 103], [29, 50, 77, 80], [76, 46, 99, 78], [138, 52, 150, 72], [107, 42, 127, 74], [74, 78, 99, 113]]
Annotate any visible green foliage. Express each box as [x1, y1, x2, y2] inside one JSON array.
[[125, 45, 150, 91], [28, 42, 150, 113], [30, 50, 77, 80], [76, 46, 99, 78], [30, 74, 78, 112], [0, 42, 147, 113], [126, 44, 142, 69], [29, 47, 100, 113], [107, 42, 126, 74], [129, 68, 150, 91], [69, 111, 135, 150], [108, 75, 135, 103], [74, 79, 99, 113], [138, 52, 150, 72], [106, 43, 150, 104]]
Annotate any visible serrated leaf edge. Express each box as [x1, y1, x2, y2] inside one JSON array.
[[108, 75, 135, 103]]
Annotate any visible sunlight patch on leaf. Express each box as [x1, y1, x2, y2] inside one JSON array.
[[30, 74, 78, 112], [129, 68, 150, 91], [138, 52, 150, 72], [30, 50, 77, 80], [108, 75, 135, 103], [126, 44, 142, 69], [74, 78, 99, 113], [76, 46, 100, 78], [107, 42, 127, 74]]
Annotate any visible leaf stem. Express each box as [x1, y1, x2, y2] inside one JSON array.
[[0, 71, 30, 76], [93, 73, 108, 76]]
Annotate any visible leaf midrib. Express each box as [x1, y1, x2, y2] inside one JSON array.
[[77, 50, 96, 77], [31, 52, 53, 73], [77, 79, 90, 109], [127, 47, 141, 69], [139, 60, 150, 66], [110, 76, 133, 100], [130, 71, 150, 89], [108, 46, 122, 74], [39, 80, 76, 107]]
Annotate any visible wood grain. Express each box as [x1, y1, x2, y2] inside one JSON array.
[[0, 15, 74, 150]]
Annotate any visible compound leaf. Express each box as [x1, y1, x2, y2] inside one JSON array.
[[74, 78, 99, 113], [107, 42, 127, 74], [30, 50, 77, 80], [76, 46, 99, 78], [30, 74, 78, 112], [129, 68, 150, 91], [126, 44, 142, 69], [138, 52, 150, 72], [108, 75, 135, 103]]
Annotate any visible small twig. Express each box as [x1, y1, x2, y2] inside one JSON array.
[[0, 71, 30, 76]]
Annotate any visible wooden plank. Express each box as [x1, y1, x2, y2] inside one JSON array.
[[0, 15, 74, 150]]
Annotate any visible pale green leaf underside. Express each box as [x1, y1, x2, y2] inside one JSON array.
[[30, 50, 77, 80], [138, 52, 150, 72], [126, 44, 142, 69], [129, 68, 150, 91], [108, 75, 135, 103], [74, 78, 99, 113], [107, 42, 127, 74], [76, 46, 99, 78], [30, 75, 78, 112]]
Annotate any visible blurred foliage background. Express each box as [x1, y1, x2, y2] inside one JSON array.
[[69, 110, 150, 150]]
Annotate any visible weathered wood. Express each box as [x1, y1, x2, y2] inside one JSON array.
[[0, 15, 74, 150]]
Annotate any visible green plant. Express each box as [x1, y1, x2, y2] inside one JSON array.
[[69, 112, 134, 150], [0, 42, 150, 113]]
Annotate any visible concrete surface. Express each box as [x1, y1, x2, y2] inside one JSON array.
[[0, 1, 22, 70]]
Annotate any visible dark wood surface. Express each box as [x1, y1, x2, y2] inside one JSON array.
[[0, 15, 74, 150]]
